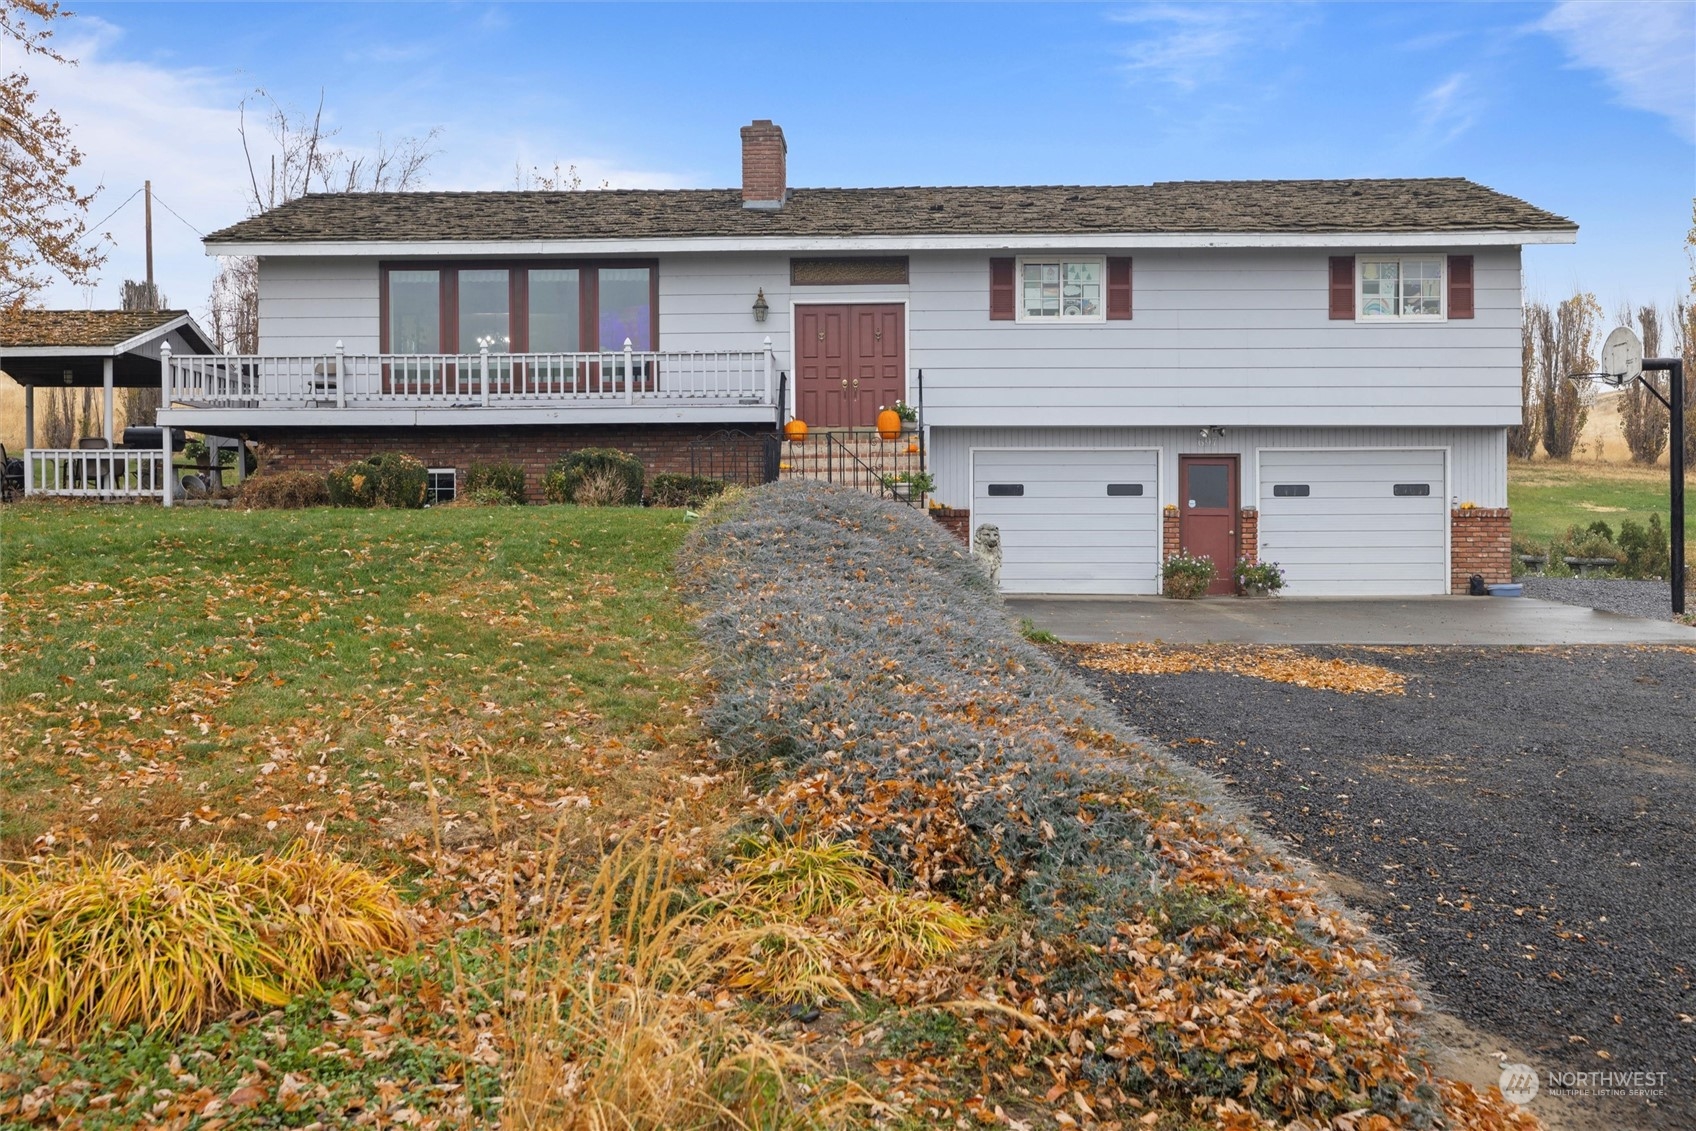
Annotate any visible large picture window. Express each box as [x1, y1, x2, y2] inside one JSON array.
[[380, 261, 657, 353]]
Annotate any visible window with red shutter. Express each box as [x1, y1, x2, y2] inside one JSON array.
[[1107, 257, 1133, 320], [1447, 255, 1474, 319], [1329, 257, 1355, 319], [989, 258, 1015, 321]]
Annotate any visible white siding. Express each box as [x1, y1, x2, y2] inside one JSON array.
[[257, 257, 380, 353], [928, 425, 1507, 512], [908, 247, 1523, 429]]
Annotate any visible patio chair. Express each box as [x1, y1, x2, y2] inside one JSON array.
[[74, 436, 111, 491], [0, 444, 24, 502]]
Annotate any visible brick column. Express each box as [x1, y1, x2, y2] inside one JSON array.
[[1238, 507, 1259, 565], [1163, 507, 1180, 560], [1450, 507, 1512, 594], [930, 506, 970, 543]]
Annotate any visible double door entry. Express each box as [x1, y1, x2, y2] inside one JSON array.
[[794, 304, 905, 428]]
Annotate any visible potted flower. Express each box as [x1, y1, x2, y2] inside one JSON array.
[[1233, 557, 1285, 597], [892, 400, 918, 428], [1161, 551, 1215, 599], [879, 470, 935, 500]]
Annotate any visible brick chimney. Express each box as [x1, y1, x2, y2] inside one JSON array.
[[740, 119, 787, 210]]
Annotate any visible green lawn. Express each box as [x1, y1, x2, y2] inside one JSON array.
[[0, 500, 708, 862], [1508, 458, 1694, 562], [0, 500, 747, 1127]]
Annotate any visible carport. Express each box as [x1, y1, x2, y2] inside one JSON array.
[[1, 309, 216, 504]]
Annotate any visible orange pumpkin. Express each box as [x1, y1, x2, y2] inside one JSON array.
[[783, 418, 808, 443], [876, 408, 902, 441]]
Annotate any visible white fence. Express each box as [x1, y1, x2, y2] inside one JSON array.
[[164, 341, 776, 410], [25, 448, 169, 500]]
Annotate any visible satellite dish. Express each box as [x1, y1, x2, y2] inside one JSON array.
[[1600, 326, 1643, 388]]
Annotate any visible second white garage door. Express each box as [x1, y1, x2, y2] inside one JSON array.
[[972, 449, 1160, 594], [1257, 449, 1448, 596]]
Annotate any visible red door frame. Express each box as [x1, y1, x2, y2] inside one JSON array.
[[1178, 454, 1239, 596], [792, 302, 905, 428]]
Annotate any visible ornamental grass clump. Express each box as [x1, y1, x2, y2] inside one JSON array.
[[679, 480, 1541, 1131], [0, 845, 415, 1043], [542, 447, 645, 506]]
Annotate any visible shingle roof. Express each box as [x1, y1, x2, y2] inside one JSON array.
[[0, 308, 194, 349], [206, 179, 1575, 245]]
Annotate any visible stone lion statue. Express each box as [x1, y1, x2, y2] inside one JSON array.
[[973, 523, 1002, 589]]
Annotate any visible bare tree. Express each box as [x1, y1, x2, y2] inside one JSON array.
[[118, 277, 163, 426], [0, 0, 105, 311], [1509, 305, 1542, 459], [207, 90, 438, 351], [1618, 304, 1669, 464], [513, 161, 608, 192], [1537, 292, 1600, 460]]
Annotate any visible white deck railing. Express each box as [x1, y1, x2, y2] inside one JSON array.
[[24, 448, 169, 500], [163, 340, 776, 411]]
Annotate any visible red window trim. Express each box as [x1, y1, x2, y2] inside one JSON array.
[[378, 259, 660, 352]]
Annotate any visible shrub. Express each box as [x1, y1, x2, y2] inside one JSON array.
[[464, 461, 526, 505], [327, 451, 428, 508], [1232, 557, 1285, 593], [649, 473, 729, 509], [453, 485, 522, 507], [1617, 515, 1671, 579], [541, 447, 644, 506], [238, 470, 330, 509], [1162, 551, 1216, 598], [676, 481, 1526, 1130], [0, 845, 414, 1043]]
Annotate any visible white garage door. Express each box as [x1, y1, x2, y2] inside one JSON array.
[[972, 449, 1160, 594], [1258, 449, 1447, 596]]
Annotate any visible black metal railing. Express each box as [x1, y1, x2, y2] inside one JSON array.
[[780, 428, 929, 507], [689, 429, 781, 486]]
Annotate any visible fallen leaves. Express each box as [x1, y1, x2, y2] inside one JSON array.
[[1073, 641, 1408, 695]]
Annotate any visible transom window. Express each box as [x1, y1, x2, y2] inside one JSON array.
[[1359, 258, 1443, 319], [381, 261, 655, 353], [1019, 257, 1104, 321]]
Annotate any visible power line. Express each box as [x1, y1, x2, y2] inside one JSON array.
[[149, 192, 205, 238], [85, 186, 143, 233]]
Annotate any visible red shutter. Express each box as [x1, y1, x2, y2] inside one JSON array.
[[1328, 256, 1354, 319], [1106, 257, 1133, 320], [1447, 255, 1474, 319], [989, 257, 1015, 321]]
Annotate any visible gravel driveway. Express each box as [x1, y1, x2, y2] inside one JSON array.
[[1523, 577, 1693, 624], [1066, 644, 1696, 1130]]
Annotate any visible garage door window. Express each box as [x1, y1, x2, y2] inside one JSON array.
[[1392, 483, 1432, 496], [986, 483, 1024, 497], [1272, 484, 1310, 497], [1106, 483, 1144, 496]]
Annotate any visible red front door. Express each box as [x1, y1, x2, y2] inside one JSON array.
[[1179, 455, 1239, 595], [795, 304, 904, 427]]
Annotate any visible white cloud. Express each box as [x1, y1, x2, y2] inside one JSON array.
[[1110, 4, 1252, 90], [1538, 0, 1696, 142], [1416, 72, 1478, 146], [20, 17, 251, 318], [1109, 3, 1307, 91]]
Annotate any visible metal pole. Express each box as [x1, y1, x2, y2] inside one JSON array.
[[144, 180, 155, 307], [1643, 358, 1685, 615]]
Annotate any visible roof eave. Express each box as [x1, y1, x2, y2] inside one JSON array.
[[205, 227, 1579, 258]]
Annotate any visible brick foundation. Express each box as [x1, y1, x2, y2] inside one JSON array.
[[930, 506, 970, 543], [245, 424, 772, 502], [1450, 507, 1512, 594]]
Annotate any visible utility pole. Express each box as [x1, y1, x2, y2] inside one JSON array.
[[1642, 356, 1687, 616], [144, 179, 155, 309]]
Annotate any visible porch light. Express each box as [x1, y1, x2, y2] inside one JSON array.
[[752, 288, 769, 323]]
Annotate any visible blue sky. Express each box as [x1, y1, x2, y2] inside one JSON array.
[[28, 1, 1696, 327]]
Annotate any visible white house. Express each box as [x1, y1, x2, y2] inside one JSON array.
[[170, 119, 1576, 596]]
